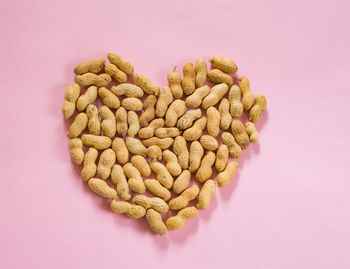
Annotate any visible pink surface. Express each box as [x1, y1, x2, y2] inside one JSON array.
[[1, 0, 350, 268]]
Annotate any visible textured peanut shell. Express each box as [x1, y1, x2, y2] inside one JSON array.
[[138, 118, 164, 139], [62, 83, 80, 119], [173, 136, 189, 169], [219, 98, 232, 130], [209, 56, 238, 74], [229, 85, 243, 118], [86, 104, 101, 135], [245, 122, 259, 143], [107, 53, 134, 75], [98, 87, 120, 109], [88, 178, 117, 199], [131, 155, 151, 177], [207, 69, 234, 85], [99, 106, 116, 138], [126, 137, 147, 156], [231, 120, 250, 149], [197, 179, 216, 210], [144, 179, 171, 201], [74, 57, 105, 75], [111, 164, 131, 200], [166, 206, 197, 230], [249, 94, 267, 123], [217, 162, 238, 187], [77, 86, 97, 111], [239, 77, 255, 110], [132, 195, 169, 213], [81, 147, 98, 181], [121, 97, 143, 111], [177, 109, 202, 130], [76, 73, 111, 87], [202, 83, 229, 109], [173, 170, 191, 195], [221, 132, 242, 159], [195, 58, 207, 87], [189, 141, 204, 173], [196, 151, 216, 183], [139, 95, 156, 127], [145, 145, 163, 161], [169, 185, 199, 210], [127, 111, 140, 137], [112, 138, 129, 164], [115, 107, 128, 137], [165, 100, 186, 127], [185, 85, 210, 108], [155, 127, 181, 138], [81, 134, 112, 150], [146, 209, 167, 235], [69, 138, 84, 165], [200, 135, 219, 151], [123, 163, 146, 194], [156, 87, 173, 117], [97, 148, 116, 180], [183, 117, 207, 141], [111, 83, 143, 98], [134, 73, 160, 96], [163, 150, 182, 176], [206, 106, 220, 137], [67, 113, 88, 139], [142, 137, 174, 150], [110, 200, 146, 219], [149, 160, 173, 189], [167, 69, 183, 98], [215, 144, 229, 172], [104, 63, 127, 83], [182, 63, 196, 95]]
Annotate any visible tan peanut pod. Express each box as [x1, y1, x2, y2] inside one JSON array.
[[134, 73, 160, 96], [197, 179, 216, 210], [163, 150, 182, 176], [146, 209, 167, 235], [76, 73, 111, 87], [81, 134, 112, 150], [221, 132, 242, 159], [112, 138, 129, 164], [97, 148, 116, 180], [81, 147, 98, 181], [195, 58, 207, 87], [177, 109, 202, 130], [196, 151, 216, 183], [62, 83, 80, 119], [182, 63, 196, 95], [208, 69, 234, 85], [131, 155, 151, 177], [183, 117, 207, 141], [229, 85, 243, 118], [245, 122, 259, 143], [99, 106, 116, 138], [88, 178, 117, 199], [231, 120, 250, 149], [206, 106, 220, 137], [126, 137, 147, 156], [149, 160, 173, 189], [217, 161, 238, 187], [239, 77, 255, 110], [249, 94, 267, 123], [133, 195, 169, 213], [165, 100, 186, 127], [111, 83, 144, 98], [189, 141, 204, 173], [144, 179, 171, 201], [219, 98, 232, 130], [173, 170, 191, 195], [110, 200, 145, 219], [185, 85, 210, 108], [166, 206, 197, 230], [111, 164, 131, 200], [167, 67, 183, 98], [138, 118, 164, 139], [104, 63, 127, 83], [121, 97, 143, 111], [155, 127, 181, 138], [215, 144, 229, 172], [86, 104, 100, 135], [98, 87, 120, 109], [115, 107, 128, 137], [156, 87, 173, 117], [142, 137, 174, 150], [209, 56, 238, 74], [69, 138, 84, 165], [139, 95, 157, 127], [74, 57, 105, 75], [168, 185, 200, 210], [107, 52, 134, 75], [173, 136, 189, 169], [123, 163, 146, 193], [67, 113, 88, 139], [145, 145, 163, 161], [127, 111, 139, 137], [202, 83, 229, 109], [77, 86, 97, 111], [200, 135, 219, 151]]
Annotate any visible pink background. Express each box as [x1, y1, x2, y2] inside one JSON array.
[[1, 0, 350, 268]]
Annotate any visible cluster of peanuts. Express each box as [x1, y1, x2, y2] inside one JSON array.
[[62, 53, 267, 235]]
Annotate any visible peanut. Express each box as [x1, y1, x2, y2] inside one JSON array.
[[74, 57, 105, 75], [182, 63, 196, 95], [142, 137, 174, 150], [69, 138, 84, 165], [189, 141, 204, 173], [149, 160, 173, 189], [98, 87, 120, 109], [177, 109, 202, 130], [121, 97, 143, 111], [165, 100, 186, 127], [127, 111, 140, 137], [200, 135, 219, 151], [123, 163, 146, 193], [126, 137, 147, 156], [67, 112, 88, 139], [221, 132, 242, 158], [183, 117, 207, 141], [166, 206, 198, 230], [249, 94, 267, 123], [88, 178, 117, 199], [146, 209, 167, 235], [197, 179, 216, 210], [239, 76, 255, 110], [167, 67, 183, 98], [195, 58, 207, 87], [245, 122, 258, 143], [111, 83, 143, 98], [138, 118, 164, 139], [185, 85, 210, 108], [139, 95, 157, 127], [196, 151, 216, 183], [81, 147, 98, 181], [206, 106, 220, 137], [134, 73, 160, 96], [132, 195, 169, 213], [81, 134, 112, 150], [173, 136, 189, 169], [107, 52, 134, 75], [215, 144, 229, 172], [76, 73, 111, 87], [228, 85, 243, 118], [202, 83, 229, 109], [112, 138, 129, 164], [163, 150, 182, 176], [62, 83, 80, 119], [144, 179, 171, 201], [77, 86, 97, 111], [99, 106, 116, 138], [155, 127, 181, 138], [156, 87, 173, 117], [209, 56, 238, 74], [231, 120, 250, 149], [173, 170, 191, 195], [97, 148, 116, 180], [111, 164, 131, 200], [169, 185, 199, 210], [131, 155, 151, 177], [110, 200, 145, 219], [145, 145, 163, 160], [104, 63, 127, 83], [217, 161, 238, 187], [219, 98, 232, 130], [115, 107, 128, 137], [86, 104, 101, 135], [207, 69, 234, 85]]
